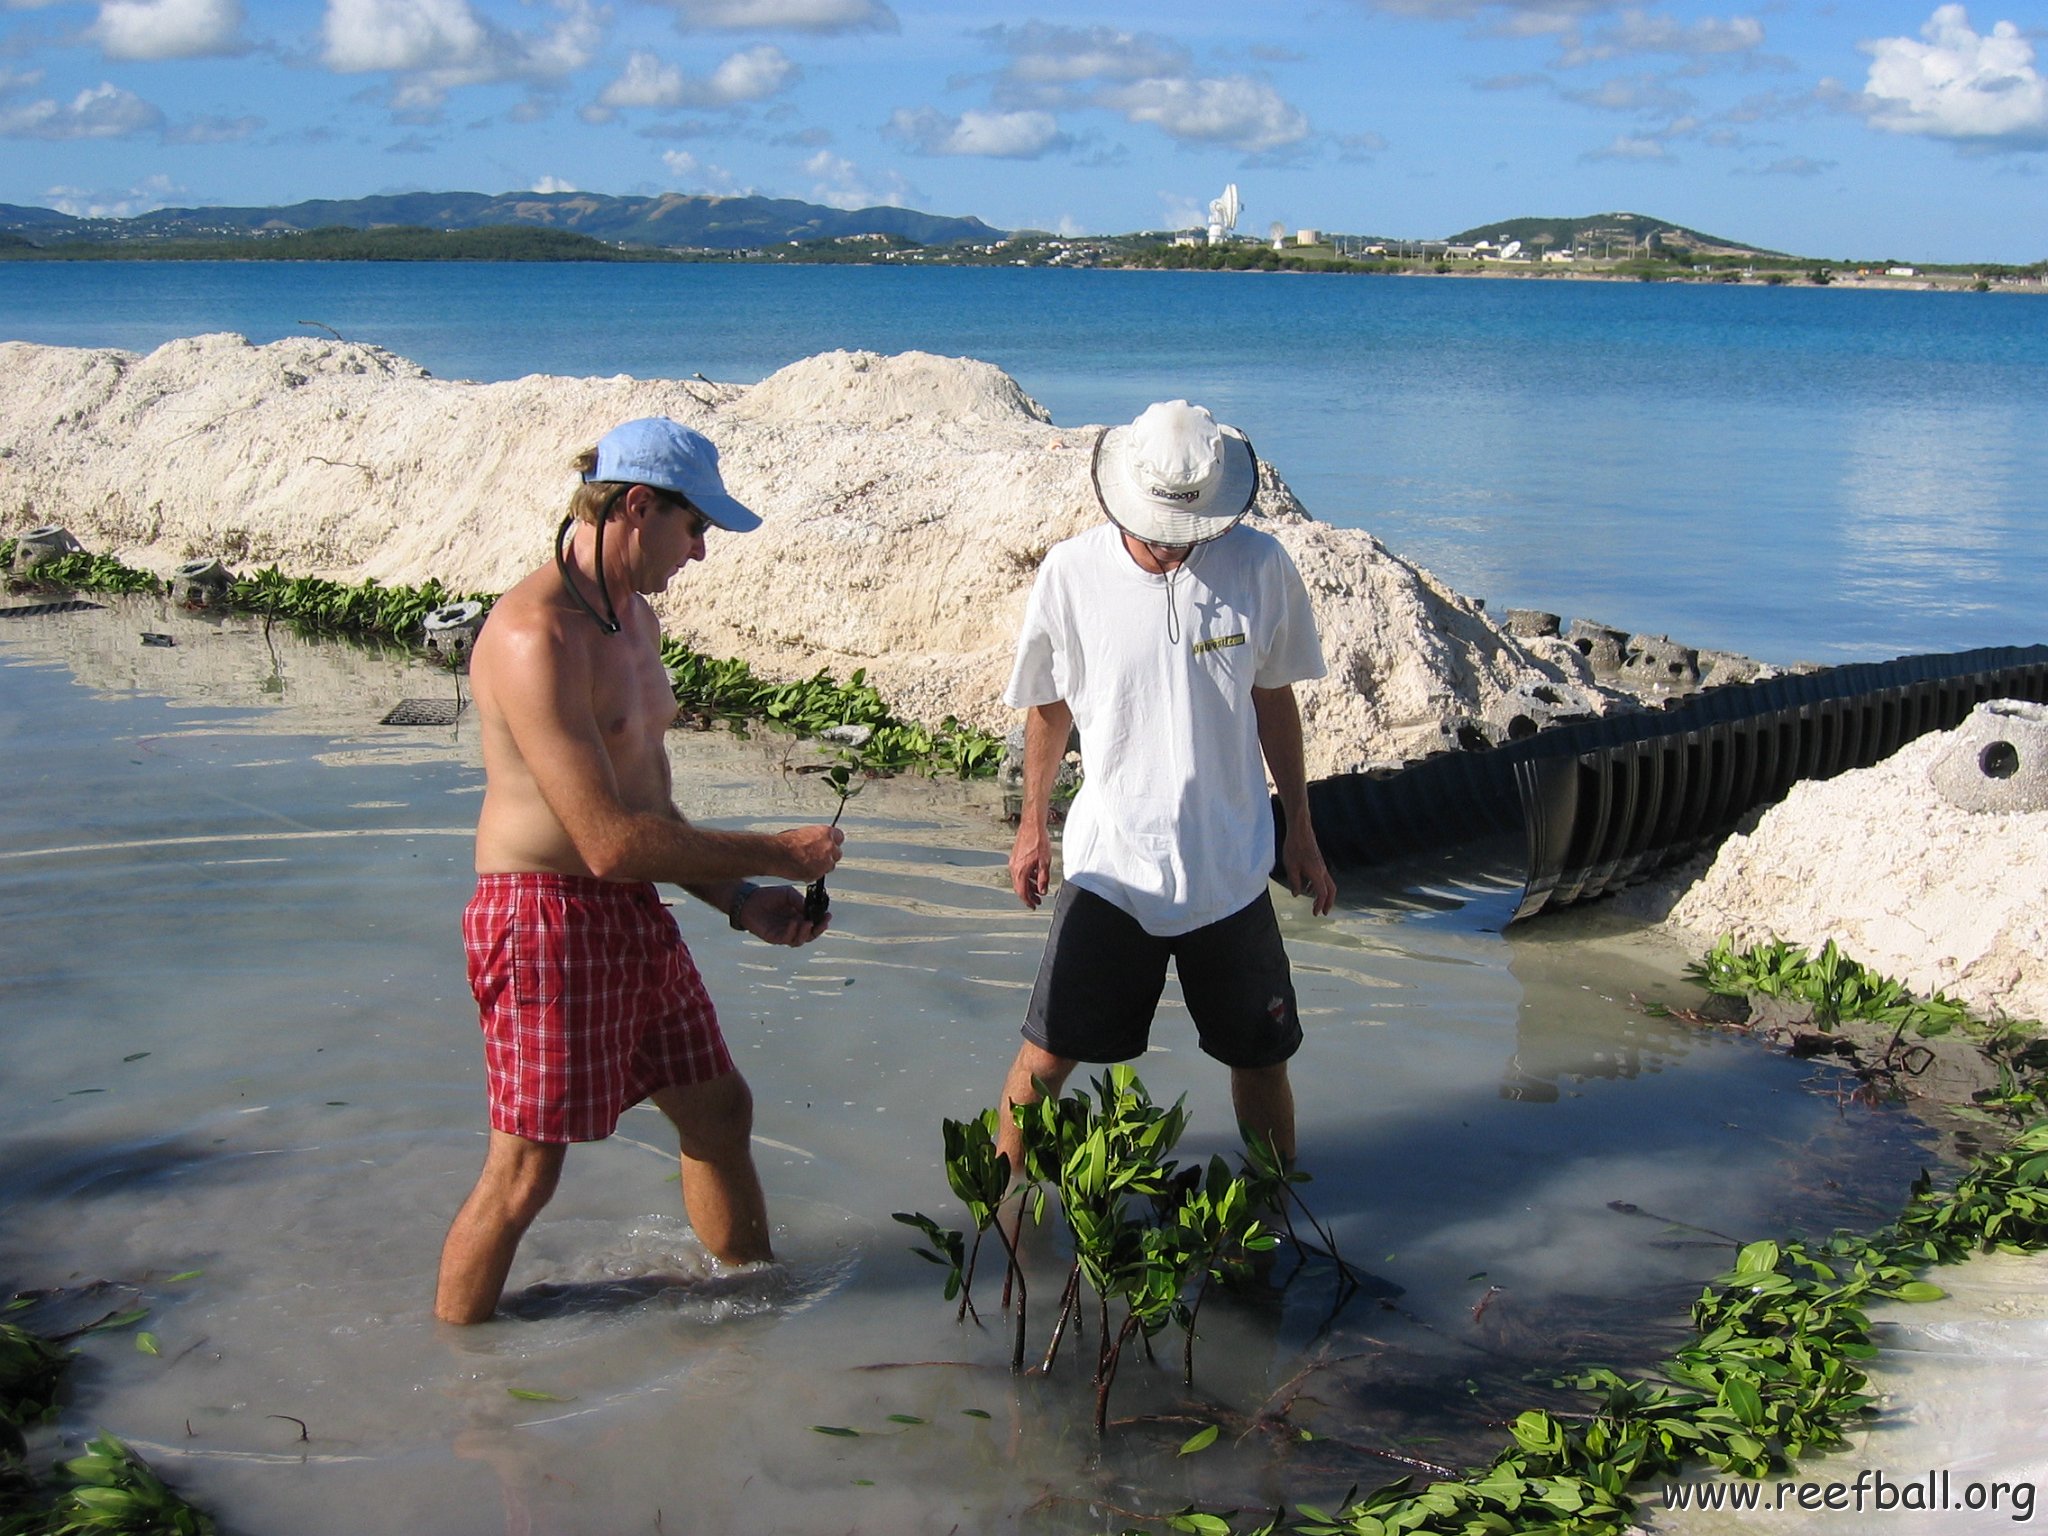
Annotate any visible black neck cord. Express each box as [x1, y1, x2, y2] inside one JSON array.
[[555, 513, 621, 635]]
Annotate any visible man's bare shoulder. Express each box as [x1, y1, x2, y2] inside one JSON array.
[[473, 565, 591, 681]]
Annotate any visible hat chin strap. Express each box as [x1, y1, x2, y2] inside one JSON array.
[[556, 511, 622, 635]]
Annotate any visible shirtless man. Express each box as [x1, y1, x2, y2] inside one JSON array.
[[435, 416, 843, 1326]]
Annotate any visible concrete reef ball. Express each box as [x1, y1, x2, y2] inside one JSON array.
[[170, 558, 235, 608], [10, 524, 83, 572], [1928, 699, 2048, 815]]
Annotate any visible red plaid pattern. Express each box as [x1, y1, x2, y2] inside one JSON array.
[[463, 873, 734, 1144]]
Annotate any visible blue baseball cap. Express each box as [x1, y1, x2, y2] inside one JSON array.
[[587, 417, 761, 533]]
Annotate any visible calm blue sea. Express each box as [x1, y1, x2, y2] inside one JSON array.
[[4, 262, 2043, 663]]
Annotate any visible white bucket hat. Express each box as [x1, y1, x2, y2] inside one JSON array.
[[1090, 400, 1259, 547]]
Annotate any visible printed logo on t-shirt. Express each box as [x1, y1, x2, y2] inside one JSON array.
[[1191, 632, 1247, 656]]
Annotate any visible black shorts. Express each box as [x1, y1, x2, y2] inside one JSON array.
[[1022, 884, 1302, 1069]]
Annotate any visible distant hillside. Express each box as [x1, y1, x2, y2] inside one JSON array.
[[0, 226, 686, 263], [0, 190, 1005, 252], [1447, 212, 1777, 257]]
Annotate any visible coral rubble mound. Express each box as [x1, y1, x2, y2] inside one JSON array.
[[1658, 710, 2048, 1025], [0, 333, 1615, 778]]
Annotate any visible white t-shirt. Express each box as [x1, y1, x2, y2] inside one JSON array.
[[1004, 521, 1326, 937]]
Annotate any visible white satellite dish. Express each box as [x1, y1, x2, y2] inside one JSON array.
[[1207, 183, 1240, 246], [1269, 220, 1285, 251], [1500, 239, 1523, 260]]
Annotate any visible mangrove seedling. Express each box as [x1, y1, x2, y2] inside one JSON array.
[[803, 757, 865, 924], [898, 1066, 1297, 1434]]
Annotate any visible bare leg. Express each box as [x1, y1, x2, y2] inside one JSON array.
[[649, 1073, 772, 1266], [995, 1039, 1079, 1180], [436, 1131, 566, 1325], [1230, 1061, 1296, 1169]]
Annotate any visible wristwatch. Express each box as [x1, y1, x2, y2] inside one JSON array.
[[727, 881, 762, 931]]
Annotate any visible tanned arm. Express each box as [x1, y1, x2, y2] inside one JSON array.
[[1252, 684, 1335, 917], [1009, 699, 1073, 908]]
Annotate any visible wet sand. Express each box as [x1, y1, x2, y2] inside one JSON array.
[[0, 597, 1954, 1534]]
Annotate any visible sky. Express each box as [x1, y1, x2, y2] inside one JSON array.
[[0, 0, 2043, 263]]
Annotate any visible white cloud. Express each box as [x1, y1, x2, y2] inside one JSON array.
[[1557, 11, 1763, 67], [1580, 131, 1673, 160], [659, 147, 746, 191], [653, 0, 894, 33], [1736, 155, 1834, 177], [323, 0, 601, 112], [1156, 190, 1208, 230], [595, 51, 681, 107], [43, 173, 184, 217], [1360, 0, 1613, 21], [531, 174, 576, 192], [1860, 5, 2048, 145], [707, 43, 796, 101], [1098, 74, 1309, 154], [324, 0, 486, 72], [0, 80, 163, 138], [595, 44, 797, 111], [985, 21, 1189, 94], [1560, 72, 1696, 116], [93, 0, 246, 60], [163, 111, 262, 142], [884, 105, 1065, 158], [978, 21, 1309, 155], [803, 148, 909, 208]]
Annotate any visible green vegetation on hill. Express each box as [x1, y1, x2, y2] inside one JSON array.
[[0, 224, 680, 262], [0, 188, 1003, 252], [1448, 211, 1773, 257]]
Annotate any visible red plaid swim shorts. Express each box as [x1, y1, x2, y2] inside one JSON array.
[[463, 872, 735, 1144]]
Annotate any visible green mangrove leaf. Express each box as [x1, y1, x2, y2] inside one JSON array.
[[1735, 1240, 1781, 1276], [1177, 1423, 1220, 1456], [811, 1425, 860, 1437], [82, 1309, 150, 1334]]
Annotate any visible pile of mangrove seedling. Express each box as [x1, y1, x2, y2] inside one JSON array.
[[1680, 935, 2045, 1110], [0, 537, 1005, 780], [1, 1290, 215, 1535], [896, 956, 2048, 1536], [660, 642, 1002, 777], [895, 1066, 1374, 1438]]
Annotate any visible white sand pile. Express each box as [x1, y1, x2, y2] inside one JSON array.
[[1658, 728, 2048, 1023], [0, 333, 1614, 778]]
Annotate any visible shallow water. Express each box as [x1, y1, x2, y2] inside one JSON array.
[[1, 598, 1953, 1533]]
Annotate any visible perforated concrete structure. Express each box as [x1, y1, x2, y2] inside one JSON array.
[[1929, 700, 2048, 815]]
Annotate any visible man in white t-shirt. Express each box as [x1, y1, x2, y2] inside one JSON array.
[[993, 399, 1337, 1177]]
